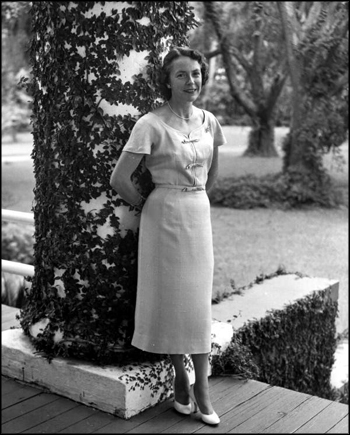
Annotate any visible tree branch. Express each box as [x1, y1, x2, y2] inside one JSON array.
[[301, 1, 322, 35], [250, 2, 265, 99], [204, 1, 257, 116], [228, 43, 252, 75], [265, 69, 289, 117], [204, 48, 221, 60]]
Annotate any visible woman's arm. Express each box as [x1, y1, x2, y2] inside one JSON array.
[[110, 151, 146, 207], [206, 146, 219, 193]]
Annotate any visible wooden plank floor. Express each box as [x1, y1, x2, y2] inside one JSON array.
[[2, 305, 348, 433]]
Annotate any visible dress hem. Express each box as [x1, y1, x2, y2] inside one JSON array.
[[132, 341, 211, 355]]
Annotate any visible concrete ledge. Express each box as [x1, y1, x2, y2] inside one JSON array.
[[2, 328, 169, 418], [212, 274, 339, 328], [1, 320, 233, 419]]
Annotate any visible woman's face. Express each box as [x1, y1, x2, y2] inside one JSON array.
[[168, 56, 202, 102]]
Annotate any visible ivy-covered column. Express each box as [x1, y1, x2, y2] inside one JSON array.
[[19, 1, 198, 364]]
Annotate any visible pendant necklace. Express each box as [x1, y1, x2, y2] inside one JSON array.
[[167, 101, 193, 120]]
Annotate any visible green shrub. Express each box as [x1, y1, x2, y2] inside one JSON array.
[[2, 222, 34, 264], [335, 382, 348, 405], [212, 334, 260, 380], [209, 171, 345, 209], [1, 222, 34, 308], [213, 283, 339, 401]]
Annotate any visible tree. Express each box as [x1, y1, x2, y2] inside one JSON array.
[[202, 1, 289, 157], [277, 1, 348, 203], [188, 2, 219, 112], [18, 1, 198, 365], [1, 1, 32, 139]]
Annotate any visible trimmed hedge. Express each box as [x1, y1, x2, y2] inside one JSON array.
[[212, 272, 340, 402], [209, 171, 345, 209]]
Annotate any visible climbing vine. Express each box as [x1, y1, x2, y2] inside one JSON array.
[[18, 1, 199, 365], [121, 354, 193, 401]]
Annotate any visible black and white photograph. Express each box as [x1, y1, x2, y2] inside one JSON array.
[[2, 1, 348, 433]]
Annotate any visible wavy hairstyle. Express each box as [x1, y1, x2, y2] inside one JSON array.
[[158, 46, 209, 101]]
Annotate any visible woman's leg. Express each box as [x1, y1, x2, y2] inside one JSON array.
[[191, 353, 214, 415], [169, 354, 191, 405]]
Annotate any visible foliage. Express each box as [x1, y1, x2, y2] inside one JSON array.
[[2, 2, 32, 135], [121, 357, 174, 401], [213, 272, 339, 401], [211, 334, 260, 379], [198, 1, 288, 155], [1, 1, 31, 22], [280, 1, 348, 187], [2, 68, 32, 135], [1, 272, 28, 309], [194, 69, 292, 127], [120, 354, 193, 401], [1, 222, 34, 309], [195, 72, 254, 127], [17, 1, 199, 365], [208, 170, 345, 209], [334, 382, 348, 405], [2, 222, 34, 265]]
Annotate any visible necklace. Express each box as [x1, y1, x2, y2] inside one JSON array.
[[167, 101, 193, 120]]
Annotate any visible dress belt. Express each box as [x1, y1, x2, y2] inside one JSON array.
[[155, 184, 206, 192]]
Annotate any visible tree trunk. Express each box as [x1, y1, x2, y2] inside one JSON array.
[[201, 39, 217, 110], [244, 68, 288, 157], [277, 2, 309, 173], [19, 1, 197, 364], [203, 2, 257, 117], [244, 119, 277, 157], [204, 1, 280, 157]]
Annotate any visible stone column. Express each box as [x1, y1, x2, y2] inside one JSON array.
[[19, 1, 197, 364]]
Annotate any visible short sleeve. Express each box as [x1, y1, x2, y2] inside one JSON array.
[[208, 112, 227, 147], [122, 116, 154, 155]]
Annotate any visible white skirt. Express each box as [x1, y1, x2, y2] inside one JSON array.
[[131, 186, 214, 354]]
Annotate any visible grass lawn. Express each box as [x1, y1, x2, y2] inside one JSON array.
[[213, 126, 348, 335], [2, 128, 348, 334]]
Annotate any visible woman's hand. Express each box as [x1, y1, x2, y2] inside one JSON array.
[[206, 146, 219, 193], [110, 151, 146, 207]]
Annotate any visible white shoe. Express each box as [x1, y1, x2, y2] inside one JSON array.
[[190, 385, 220, 425], [198, 409, 220, 425], [173, 380, 195, 415], [173, 399, 195, 415]]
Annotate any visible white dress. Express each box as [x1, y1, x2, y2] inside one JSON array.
[[122, 110, 226, 354]]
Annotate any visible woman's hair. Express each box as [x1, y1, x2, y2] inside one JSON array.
[[158, 46, 209, 100]]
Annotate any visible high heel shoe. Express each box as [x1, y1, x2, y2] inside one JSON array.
[[173, 399, 194, 415], [173, 381, 195, 415], [190, 385, 220, 425]]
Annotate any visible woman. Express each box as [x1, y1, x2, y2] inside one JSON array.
[[110, 46, 226, 425]]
